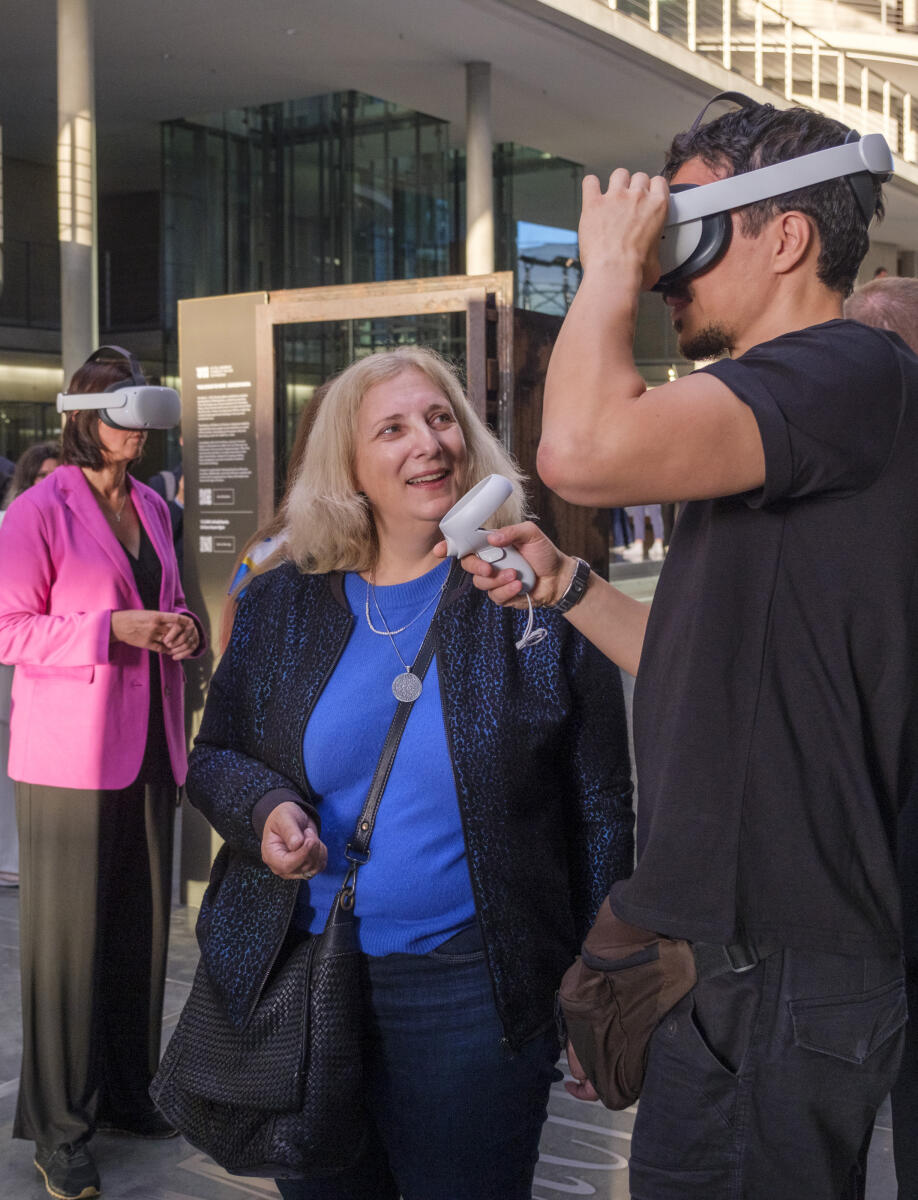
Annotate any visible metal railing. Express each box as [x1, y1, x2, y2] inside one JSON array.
[[594, 0, 917, 162], [776, 0, 918, 33]]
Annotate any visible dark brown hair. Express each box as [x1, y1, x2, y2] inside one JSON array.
[[60, 357, 140, 470], [664, 103, 884, 297], [7, 440, 62, 503]]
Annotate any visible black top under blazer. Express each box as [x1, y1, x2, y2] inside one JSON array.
[[187, 561, 635, 1049]]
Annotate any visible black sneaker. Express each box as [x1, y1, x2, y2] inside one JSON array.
[[96, 1109, 177, 1139], [33, 1142, 100, 1200]]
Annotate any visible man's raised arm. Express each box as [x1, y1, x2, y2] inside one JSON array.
[[538, 169, 766, 508]]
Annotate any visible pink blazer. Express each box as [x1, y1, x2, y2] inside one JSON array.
[[0, 465, 204, 790]]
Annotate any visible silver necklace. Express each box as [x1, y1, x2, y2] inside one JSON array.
[[108, 492, 129, 523], [364, 575, 446, 636], [83, 470, 130, 523], [98, 489, 128, 522], [366, 572, 446, 702]]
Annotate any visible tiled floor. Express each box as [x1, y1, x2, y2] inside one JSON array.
[[0, 885, 899, 1198]]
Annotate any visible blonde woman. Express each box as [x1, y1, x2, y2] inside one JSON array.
[[185, 346, 634, 1200]]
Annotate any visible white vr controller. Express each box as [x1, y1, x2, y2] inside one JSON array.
[[439, 475, 535, 595]]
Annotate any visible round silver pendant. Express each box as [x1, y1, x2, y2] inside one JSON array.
[[392, 671, 423, 703]]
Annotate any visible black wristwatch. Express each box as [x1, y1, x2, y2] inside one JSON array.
[[552, 557, 591, 614]]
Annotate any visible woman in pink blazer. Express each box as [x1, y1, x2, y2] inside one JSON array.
[[0, 350, 204, 1200]]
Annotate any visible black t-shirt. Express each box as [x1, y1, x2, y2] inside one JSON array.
[[612, 319, 918, 957]]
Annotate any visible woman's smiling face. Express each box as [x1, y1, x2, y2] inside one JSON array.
[[352, 366, 468, 540]]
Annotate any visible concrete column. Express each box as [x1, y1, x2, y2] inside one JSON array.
[[58, 0, 98, 383], [466, 62, 494, 276]]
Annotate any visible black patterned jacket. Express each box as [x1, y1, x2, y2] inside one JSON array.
[[187, 561, 634, 1049]]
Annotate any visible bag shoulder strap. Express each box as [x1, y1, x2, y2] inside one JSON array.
[[339, 559, 460, 907]]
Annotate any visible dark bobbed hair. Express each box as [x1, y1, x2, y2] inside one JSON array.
[[7, 441, 62, 503], [60, 357, 142, 470], [663, 103, 885, 297]]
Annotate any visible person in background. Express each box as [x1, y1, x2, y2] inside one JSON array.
[[845, 272, 918, 1200], [0, 350, 204, 1200], [149, 438, 184, 568], [0, 455, 14, 506], [186, 345, 634, 1200], [221, 378, 333, 648], [165, 469, 184, 580], [148, 461, 182, 504], [622, 502, 665, 561], [610, 505, 632, 561], [4, 442, 61, 505], [846, 273, 918, 346], [0, 441, 62, 888]]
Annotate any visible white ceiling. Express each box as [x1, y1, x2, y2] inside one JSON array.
[[2, 0, 916, 247], [0, 0, 758, 177]]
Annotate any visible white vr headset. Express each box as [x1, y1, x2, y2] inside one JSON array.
[[654, 92, 893, 291], [57, 345, 181, 430]]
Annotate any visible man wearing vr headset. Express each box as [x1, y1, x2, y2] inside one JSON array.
[[464, 97, 918, 1198]]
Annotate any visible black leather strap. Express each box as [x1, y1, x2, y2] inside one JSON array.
[[693, 939, 780, 979], [340, 560, 460, 904], [688, 91, 760, 133], [552, 557, 591, 614]]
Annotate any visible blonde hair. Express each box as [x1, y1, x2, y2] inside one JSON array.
[[277, 346, 527, 575]]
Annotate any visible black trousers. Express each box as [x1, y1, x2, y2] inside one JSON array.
[[630, 945, 906, 1200], [891, 956, 918, 1197], [14, 779, 175, 1147]]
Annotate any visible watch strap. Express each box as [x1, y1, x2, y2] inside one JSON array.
[[552, 557, 591, 614]]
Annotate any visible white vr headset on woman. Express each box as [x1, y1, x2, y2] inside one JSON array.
[[654, 91, 894, 291], [57, 345, 181, 430]]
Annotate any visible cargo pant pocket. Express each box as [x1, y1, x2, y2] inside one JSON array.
[[789, 977, 907, 1065]]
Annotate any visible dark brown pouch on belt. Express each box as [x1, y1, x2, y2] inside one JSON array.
[[558, 897, 697, 1109]]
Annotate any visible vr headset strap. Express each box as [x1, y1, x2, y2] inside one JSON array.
[[84, 345, 147, 390], [669, 135, 890, 227]]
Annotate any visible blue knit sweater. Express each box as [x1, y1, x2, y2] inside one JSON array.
[[298, 562, 476, 953]]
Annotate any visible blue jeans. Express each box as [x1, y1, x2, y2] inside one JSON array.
[[277, 935, 560, 1200], [630, 945, 906, 1200]]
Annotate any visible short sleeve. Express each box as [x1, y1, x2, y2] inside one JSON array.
[[701, 321, 905, 508]]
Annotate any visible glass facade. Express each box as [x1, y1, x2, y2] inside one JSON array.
[[0, 399, 60, 464], [162, 89, 593, 479], [162, 93, 458, 371], [0, 240, 61, 330], [494, 143, 583, 318], [162, 90, 587, 355]]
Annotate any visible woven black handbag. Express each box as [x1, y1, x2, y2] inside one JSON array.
[[151, 887, 365, 1177], [151, 601, 446, 1177]]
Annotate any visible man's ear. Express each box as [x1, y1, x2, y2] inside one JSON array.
[[772, 210, 817, 276]]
